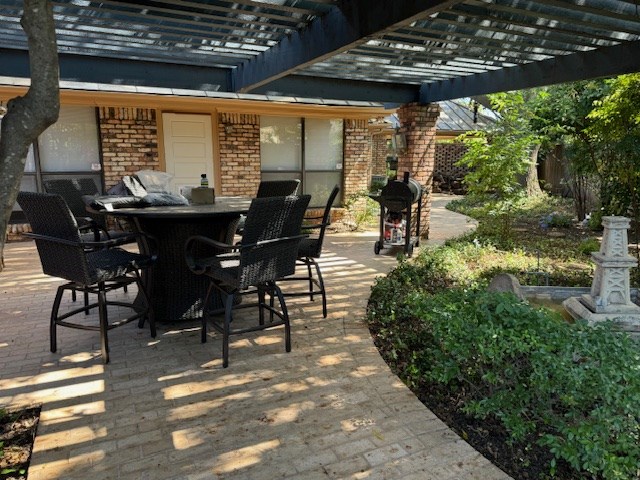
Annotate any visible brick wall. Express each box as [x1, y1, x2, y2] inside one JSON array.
[[343, 119, 371, 198], [371, 133, 390, 177], [98, 107, 159, 190], [434, 142, 468, 178], [396, 103, 441, 238], [218, 113, 261, 196]]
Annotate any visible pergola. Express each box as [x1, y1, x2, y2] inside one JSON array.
[[1, 0, 639, 104]]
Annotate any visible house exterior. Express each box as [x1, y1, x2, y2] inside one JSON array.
[[2, 81, 401, 234], [1, 1, 637, 244]]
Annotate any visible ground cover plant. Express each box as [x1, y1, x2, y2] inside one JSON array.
[[447, 193, 639, 288], [367, 193, 640, 479]]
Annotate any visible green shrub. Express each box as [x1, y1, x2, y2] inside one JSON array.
[[343, 191, 378, 230], [578, 238, 601, 256], [540, 211, 574, 228], [588, 209, 605, 231], [368, 288, 640, 479]]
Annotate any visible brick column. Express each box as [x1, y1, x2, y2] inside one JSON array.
[[98, 107, 159, 190], [371, 133, 391, 177], [218, 113, 261, 196], [343, 119, 371, 198], [396, 103, 440, 238]]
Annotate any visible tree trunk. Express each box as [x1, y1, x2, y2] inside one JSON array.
[[525, 143, 543, 197], [0, 0, 59, 272]]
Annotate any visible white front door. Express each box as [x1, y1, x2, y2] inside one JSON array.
[[162, 113, 214, 195]]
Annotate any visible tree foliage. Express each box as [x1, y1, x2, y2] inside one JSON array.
[[587, 74, 640, 218], [530, 80, 609, 220], [457, 91, 542, 200], [531, 74, 640, 241], [463, 78, 639, 228]]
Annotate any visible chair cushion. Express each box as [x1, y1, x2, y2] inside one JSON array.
[[122, 175, 149, 197], [79, 230, 137, 245], [87, 248, 154, 282], [134, 170, 174, 193], [85, 195, 144, 210], [138, 192, 189, 207]]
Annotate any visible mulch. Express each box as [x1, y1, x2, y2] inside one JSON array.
[[0, 406, 40, 480]]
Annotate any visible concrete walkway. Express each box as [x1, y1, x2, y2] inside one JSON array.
[[0, 195, 505, 480]]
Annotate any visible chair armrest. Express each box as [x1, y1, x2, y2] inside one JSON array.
[[25, 231, 154, 252], [184, 235, 239, 274], [24, 232, 84, 248], [25, 232, 118, 250], [302, 214, 331, 231], [185, 235, 238, 253], [238, 234, 308, 250], [78, 214, 139, 244]]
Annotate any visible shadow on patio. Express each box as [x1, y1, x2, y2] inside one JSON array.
[[0, 197, 506, 480]]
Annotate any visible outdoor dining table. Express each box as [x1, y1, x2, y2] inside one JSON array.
[[96, 197, 252, 323]]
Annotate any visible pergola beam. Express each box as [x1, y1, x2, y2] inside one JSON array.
[[420, 40, 640, 102], [0, 49, 231, 91], [232, 0, 458, 93], [252, 75, 420, 105]]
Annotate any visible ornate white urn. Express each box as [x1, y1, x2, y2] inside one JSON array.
[[563, 216, 640, 332]]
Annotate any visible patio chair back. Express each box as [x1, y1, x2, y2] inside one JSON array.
[[17, 191, 156, 363], [237, 195, 311, 289], [256, 179, 300, 198], [17, 191, 90, 284], [43, 178, 106, 229], [303, 185, 340, 258], [279, 185, 339, 318]]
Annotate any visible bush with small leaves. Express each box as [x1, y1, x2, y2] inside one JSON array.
[[368, 286, 640, 480]]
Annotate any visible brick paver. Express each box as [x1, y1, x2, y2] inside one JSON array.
[[0, 196, 507, 479]]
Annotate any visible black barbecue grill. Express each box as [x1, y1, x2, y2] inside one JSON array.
[[369, 173, 424, 257]]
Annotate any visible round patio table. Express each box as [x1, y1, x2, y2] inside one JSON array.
[[104, 197, 252, 323]]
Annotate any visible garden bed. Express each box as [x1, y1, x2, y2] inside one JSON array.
[[366, 194, 640, 480]]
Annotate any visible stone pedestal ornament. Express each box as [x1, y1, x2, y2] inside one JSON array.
[[563, 216, 640, 332]]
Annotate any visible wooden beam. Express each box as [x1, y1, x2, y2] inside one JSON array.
[[251, 75, 420, 105], [420, 40, 640, 102], [0, 49, 231, 91], [232, 0, 458, 93]]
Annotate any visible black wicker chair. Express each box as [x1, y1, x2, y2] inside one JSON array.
[[280, 185, 340, 318], [43, 178, 137, 304], [236, 179, 301, 235], [43, 178, 136, 244], [17, 191, 156, 364], [256, 179, 300, 198], [185, 195, 310, 367]]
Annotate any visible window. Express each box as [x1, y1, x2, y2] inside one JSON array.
[[260, 116, 343, 207], [8, 106, 103, 222]]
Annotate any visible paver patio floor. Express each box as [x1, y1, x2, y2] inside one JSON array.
[[0, 195, 509, 479]]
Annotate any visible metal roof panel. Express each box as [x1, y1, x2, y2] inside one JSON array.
[[1, 0, 639, 103]]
